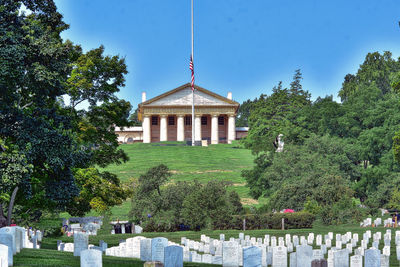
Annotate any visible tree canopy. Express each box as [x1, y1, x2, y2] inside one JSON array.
[[131, 165, 243, 231], [241, 53, 400, 222], [0, 0, 132, 224]]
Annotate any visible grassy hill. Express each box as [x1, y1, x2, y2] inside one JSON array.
[[101, 141, 263, 219]]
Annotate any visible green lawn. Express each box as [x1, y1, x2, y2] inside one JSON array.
[[14, 249, 216, 266], [100, 141, 264, 219]]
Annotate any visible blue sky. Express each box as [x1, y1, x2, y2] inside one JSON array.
[[54, 0, 400, 107]]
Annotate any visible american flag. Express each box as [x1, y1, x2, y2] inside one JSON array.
[[189, 55, 194, 91]]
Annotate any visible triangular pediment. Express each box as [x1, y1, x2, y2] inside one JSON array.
[[141, 83, 238, 107]]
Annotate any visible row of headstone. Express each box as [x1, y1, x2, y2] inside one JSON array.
[[0, 226, 41, 266], [178, 229, 399, 266], [68, 229, 400, 267], [63, 216, 103, 227], [62, 217, 103, 237], [104, 237, 183, 267], [360, 217, 395, 228], [67, 222, 101, 236]]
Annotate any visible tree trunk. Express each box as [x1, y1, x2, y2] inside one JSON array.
[[0, 203, 6, 227], [6, 186, 18, 226]]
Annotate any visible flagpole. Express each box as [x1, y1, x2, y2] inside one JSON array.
[[191, 0, 195, 146]]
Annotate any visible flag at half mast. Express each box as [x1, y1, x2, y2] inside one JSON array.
[[189, 55, 195, 91]]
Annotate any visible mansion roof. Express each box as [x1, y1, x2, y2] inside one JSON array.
[[138, 83, 239, 120]]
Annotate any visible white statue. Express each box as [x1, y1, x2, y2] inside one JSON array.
[[275, 134, 284, 152]]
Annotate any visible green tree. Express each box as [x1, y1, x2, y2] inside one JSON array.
[[138, 164, 171, 196], [339, 51, 399, 102], [244, 70, 311, 154], [236, 99, 256, 127], [129, 108, 142, 126], [243, 135, 359, 210], [0, 0, 132, 224], [66, 168, 131, 216], [131, 167, 243, 231]]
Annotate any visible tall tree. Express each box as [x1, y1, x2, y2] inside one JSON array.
[[129, 108, 142, 126], [339, 51, 400, 102], [244, 70, 311, 154], [0, 0, 132, 225], [236, 98, 257, 127]]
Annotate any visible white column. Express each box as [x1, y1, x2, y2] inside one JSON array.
[[195, 115, 202, 142], [177, 115, 184, 141], [228, 115, 236, 144], [211, 115, 219, 144], [143, 116, 151, 143], [160, 115, 167, 142]]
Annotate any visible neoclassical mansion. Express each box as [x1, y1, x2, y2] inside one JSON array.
[[116, 83, 248, 144]]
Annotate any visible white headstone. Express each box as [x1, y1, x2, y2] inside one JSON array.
[[222, 241, 239, 267], [140, 238, 152, 262], [272, 245, 287, 267], [74, 233, 89, 256], [80, 249, 102, 267], [380, 255, 389, 267], [0, 244, 9, 267], [0, 234, 13, 266], [0, 228, 15, 256], [350, 255, 362, 267], [364, 248, 380, 267], [333, 249, 349, 267]]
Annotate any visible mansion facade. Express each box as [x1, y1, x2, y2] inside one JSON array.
[[116, 83, 248, 144]]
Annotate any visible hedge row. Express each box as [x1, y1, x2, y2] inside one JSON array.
[[144, 212, 315, 232], [213, 212, 315, 230]]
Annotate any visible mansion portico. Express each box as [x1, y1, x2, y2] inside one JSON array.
[[138, 83, 240, 144]]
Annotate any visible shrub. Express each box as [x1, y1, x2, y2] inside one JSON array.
[[43, 226, 63, 237], [211, 212, 315, 230], [303, 199, 322, 215], [246, 212, 315, 229], [132, 166, 244, 232], [320, 197, 365, 225], [386, 189, 400, 211]]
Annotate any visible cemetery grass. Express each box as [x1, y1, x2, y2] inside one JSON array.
[[100, 141, 267, 219], [36, 221, 400, 266], [13, 249, 216, 266]]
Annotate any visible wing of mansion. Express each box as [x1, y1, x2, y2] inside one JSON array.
[[115, 83, 248, 144]]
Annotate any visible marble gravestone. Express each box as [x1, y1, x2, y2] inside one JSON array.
[[213, 255, 223, 265], [364, 248, 380, 267], [164, 245, 183, 267], [289, 252, 297, 267], [13, 227, 23, 253], [139, 238, 152, 261], [202, 253, 212, 264], [350, 255, 362, 267], [0, 244, 8, 267], [126, 236, 144, 258], [272, 245, 287, 267], [243, 246, 262, 267], [0, 234, 13, 266], [134, 225, 143, 234], [74, 233, 89, 256], [380, 255, 389, 267], [80, 249, 102, 267], [222, 241, 239, 267], [151, 237, 168, 263], [333, 249, 349, 267], [397, 245, 400, 261], [0, 228, 15, 256], [312, 249, 323, 260], [296, 244, 313, 267]]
